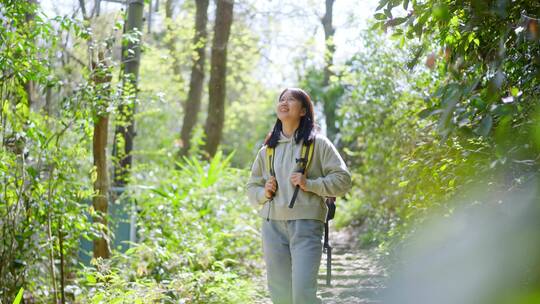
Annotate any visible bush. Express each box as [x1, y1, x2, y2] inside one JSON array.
[[76, 151, 265, 303]]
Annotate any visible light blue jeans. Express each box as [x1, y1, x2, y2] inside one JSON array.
[[262, 219, 324, 304]]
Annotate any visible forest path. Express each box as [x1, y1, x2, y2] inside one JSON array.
[[317, 226, 386, 303], [254, 225, 387, 304]]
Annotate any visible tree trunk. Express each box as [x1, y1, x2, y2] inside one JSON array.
[[321, 0, 338, 142], [203, 0, 234, 158], [92, 52, 112, 259], [165, 0, 174, 19], [165, 0, 182, 78], [112, 0, 144, 187], [178, 0, 209, 158], [93, 115, 110, 258], [24, 0, 37, 109]]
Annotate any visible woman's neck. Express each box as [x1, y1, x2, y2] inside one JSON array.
[[281, 120, 300, 138]]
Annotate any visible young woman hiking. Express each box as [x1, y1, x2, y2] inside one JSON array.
[[247, 88, 352, 304]]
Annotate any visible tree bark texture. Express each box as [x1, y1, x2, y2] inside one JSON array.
[[203, 0, 234, 158], [179, 0, 210, 157]]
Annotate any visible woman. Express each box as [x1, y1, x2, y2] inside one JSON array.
[[247, 88, 352, 304]]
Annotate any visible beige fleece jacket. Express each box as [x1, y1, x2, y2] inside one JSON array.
[[246, 131, 352, 222]]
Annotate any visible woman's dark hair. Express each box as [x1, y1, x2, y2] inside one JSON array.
[[264, 88, 318, 148]]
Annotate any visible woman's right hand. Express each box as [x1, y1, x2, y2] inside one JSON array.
[[264, 176, 277, 199]]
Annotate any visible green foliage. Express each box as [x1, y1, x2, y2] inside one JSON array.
[[328, 27, 499, 253], [331, 0, 540, 256], [135, 6, 274, 169], [374, 0, 540, 152], [134, 6, 195, 168], [0, 3, 98, 302], [0, 0, 52, 88], [330, 29, 430, 244], [12, 288, 23, 304], [0, 2, 142, 301], [175, 150, 235, 187], [299, 66, 345, 138], [0, 68, 96, 303], [11, 0, 540, 302], [77, 155, 264, 303], [221, 18, 275, 167]]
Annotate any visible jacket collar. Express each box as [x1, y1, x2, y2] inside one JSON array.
[[278, 130, 294, 143]]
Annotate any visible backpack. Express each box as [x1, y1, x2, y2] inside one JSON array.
[[265, 137, 336, 286]]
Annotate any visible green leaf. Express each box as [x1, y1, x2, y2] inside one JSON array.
[[403, 0, 410, 10], [398, 180, 409, 187], [391, 17, 408, 26], [463, 77, 481, 96], [370, 21, 385, 31], [375, 13, 387, 20], [150, 188, 171, 198], [376, 0, 390, 11], [418, 108, 442, 119], [437, 84, 462, 134], [475, 115, 493, 136], [86, 274, 97, 284], [432, 3, 450, 21], [12, 287, 24, 304], [510, 87, 519, 96]]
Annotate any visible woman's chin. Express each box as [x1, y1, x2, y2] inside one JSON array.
[[278, 114, 293, 121]]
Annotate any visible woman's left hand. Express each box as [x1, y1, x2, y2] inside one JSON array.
[[290, 173, 307, 191]]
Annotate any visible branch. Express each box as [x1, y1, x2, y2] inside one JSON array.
[[63, 48, 87, 68], [78, 0, 87, 20]]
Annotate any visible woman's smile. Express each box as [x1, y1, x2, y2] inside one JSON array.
[[277, 91, 305, 121]]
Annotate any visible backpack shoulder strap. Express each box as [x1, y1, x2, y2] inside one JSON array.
[[301, 137, 316, 175], [268, 137, 315, 178], [266, 145, 275, 177]]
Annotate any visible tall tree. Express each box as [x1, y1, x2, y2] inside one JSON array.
[[165, 0, 175, 19], [112, 0, 144, 187], [203, 0, 234, 158], [321, 0, 338, 142], [24, 0, 37, 109], [92, 52, 112, 259], [165, 0, 182, 76], [78, 0, 114, 260], [179, 0, 210, 157]]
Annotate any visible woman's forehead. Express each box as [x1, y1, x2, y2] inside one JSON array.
[[280, 90, 296, 99]]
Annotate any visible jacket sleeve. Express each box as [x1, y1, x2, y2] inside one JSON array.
[[304, 137, 352, 197], [246, 146, 269, 207]]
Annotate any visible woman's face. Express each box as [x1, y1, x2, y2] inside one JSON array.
[[276, 90, 306, 123]]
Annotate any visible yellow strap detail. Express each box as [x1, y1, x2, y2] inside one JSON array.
[[305, 139, 315, 172], [301, 144, 308, 163], [266, 146, 274, 176], [300, 139, 315, 176]]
